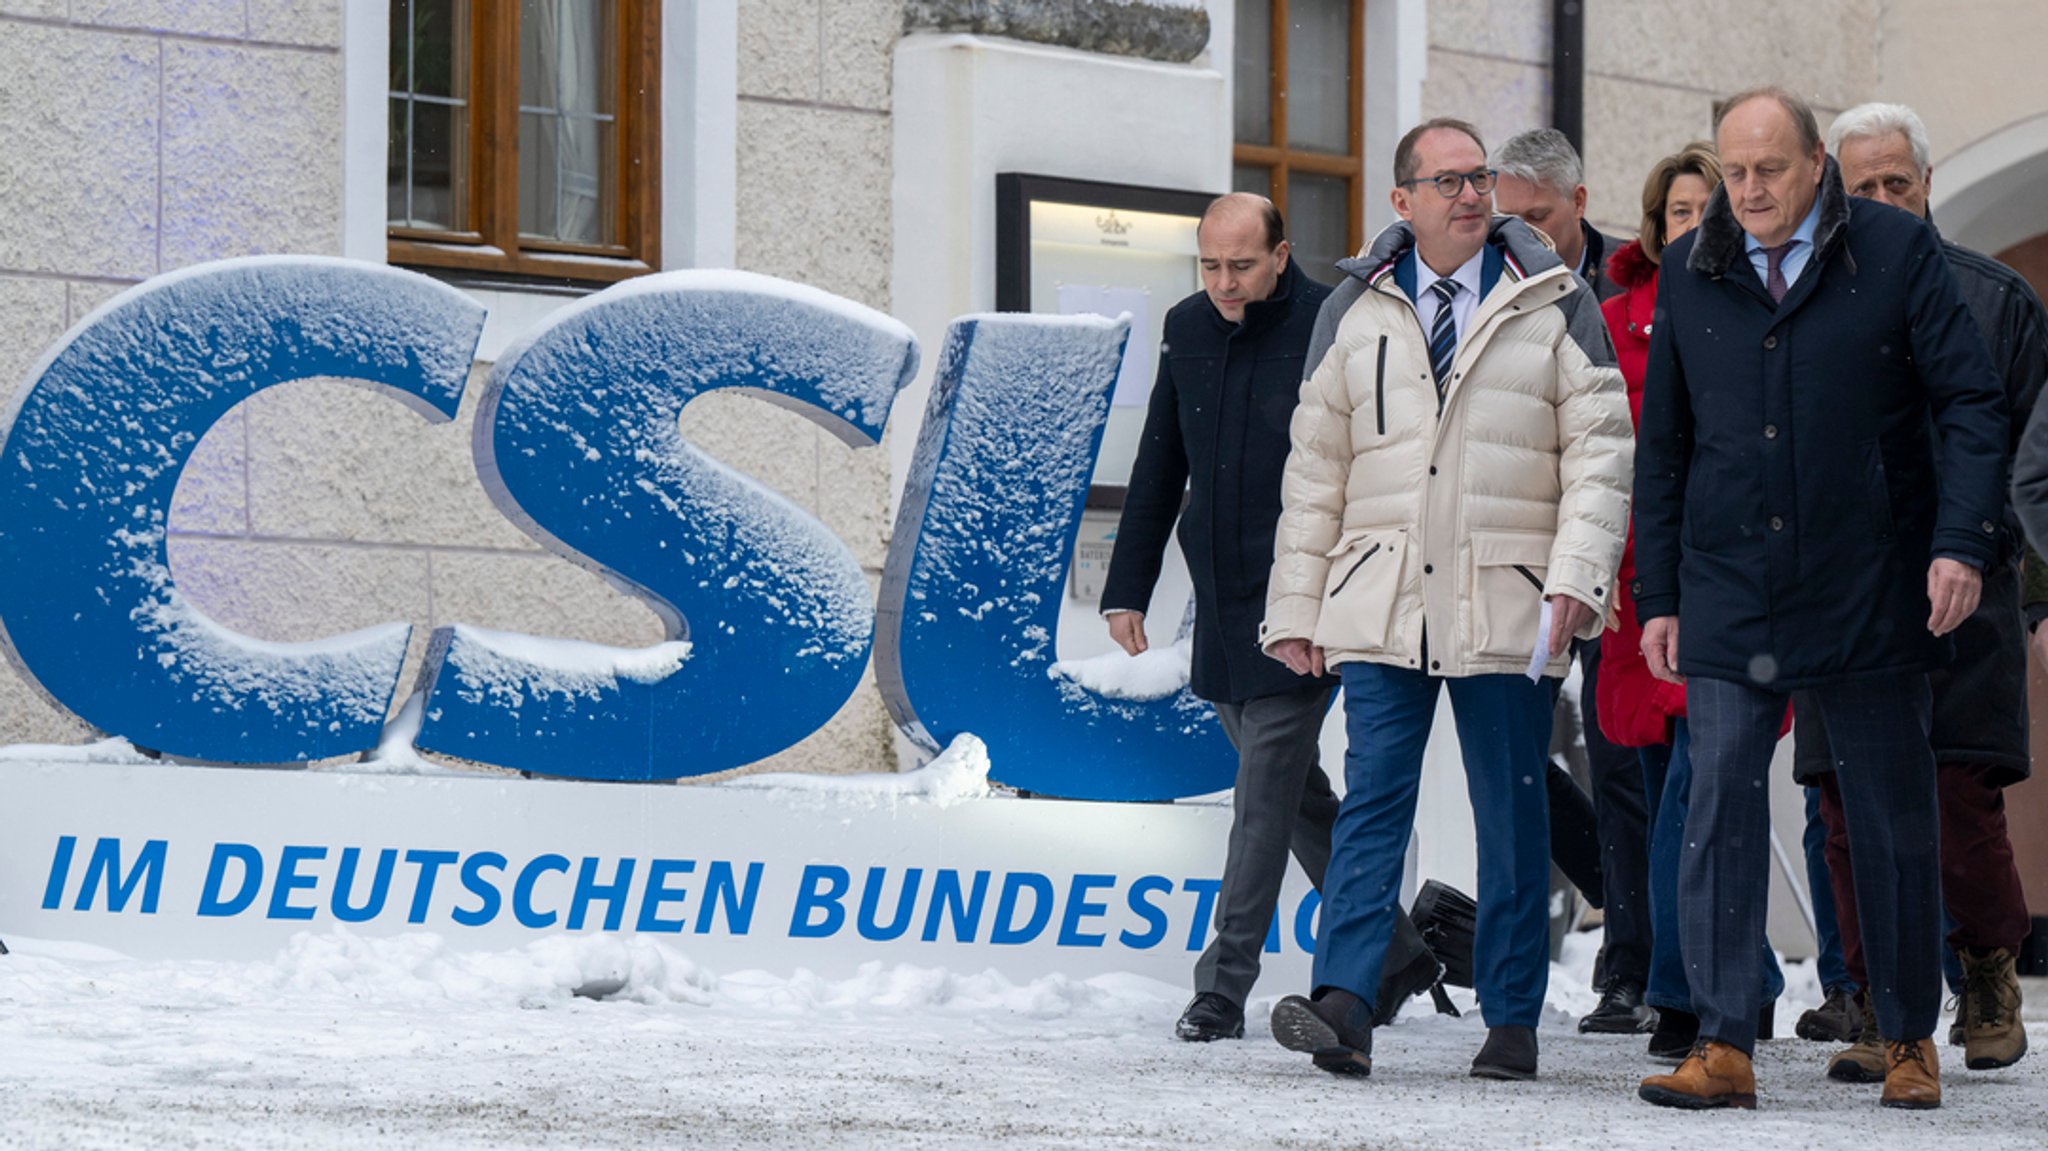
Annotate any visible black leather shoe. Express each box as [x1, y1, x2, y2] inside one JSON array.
[[1647, 1007, 1700, 1063], [1174, 991, 1245, 1041], [1271, 988, 1374, 1075], [1579, 979, 1657, 1034], [1471, 1025, 1539, 1080]]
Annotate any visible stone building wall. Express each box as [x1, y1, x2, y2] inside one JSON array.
[[0, 2, 350, 749], [1423, 0, 1885, 239], [0, 2, 912, 779]]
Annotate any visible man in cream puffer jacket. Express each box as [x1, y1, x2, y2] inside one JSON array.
[[1262, 118, 1632, 1083]]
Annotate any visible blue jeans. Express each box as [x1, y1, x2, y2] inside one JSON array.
[[1640, 719, 1783, 1014], [1315, 662, 1553, 1028], [1801, 784, 1854, 995]]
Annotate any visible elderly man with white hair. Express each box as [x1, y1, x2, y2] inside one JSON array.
[[1808, 100, 2044, 1080]]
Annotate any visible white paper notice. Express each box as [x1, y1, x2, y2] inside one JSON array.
[[1526, 599, 1555, 682], [1057, 284, 1154, 407]]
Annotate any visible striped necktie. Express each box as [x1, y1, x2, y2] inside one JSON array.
[[1428, 278, 1459, 393]]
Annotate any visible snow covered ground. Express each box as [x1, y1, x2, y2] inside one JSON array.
[[3, 930, 2042, 1150]]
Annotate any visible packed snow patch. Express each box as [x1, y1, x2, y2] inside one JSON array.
[[718, 732, 991, 807], [1048, 638, 1193, 701]]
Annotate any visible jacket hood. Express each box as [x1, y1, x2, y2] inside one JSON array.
[[1607, 239, 1658, 291], [1336, 214, 1564, 285], [1687, 154, 1853, 278]]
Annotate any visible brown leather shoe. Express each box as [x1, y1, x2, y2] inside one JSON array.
[[1639, 1040, 1757, 1110], [1880, 1037, 1941, 1110]]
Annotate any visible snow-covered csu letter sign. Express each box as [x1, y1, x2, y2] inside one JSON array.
[[876, 316, 1238, 801], [0, 258, 1237, 799], [415, 272, 918, 780], [0, 258, 485, 761]]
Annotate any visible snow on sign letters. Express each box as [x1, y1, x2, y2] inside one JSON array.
[[0, 257, 1234, 799], [0, 257, 1274, 976]]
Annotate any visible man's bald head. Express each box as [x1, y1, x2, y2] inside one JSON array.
[[1199, 192, 1286, 249], [1196, 193, 1290, 322]]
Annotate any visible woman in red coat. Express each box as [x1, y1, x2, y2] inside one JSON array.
[[1598, 142, 1787, 1059]]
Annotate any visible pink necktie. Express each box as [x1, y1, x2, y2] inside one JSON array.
[[1763, 242, 1797, 303]]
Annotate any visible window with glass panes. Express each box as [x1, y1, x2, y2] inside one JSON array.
[[388, 0, 660, 283], [1232, 0, 1365, 286]]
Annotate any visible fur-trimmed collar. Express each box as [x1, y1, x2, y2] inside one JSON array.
[[1687, 154, 1852, 278], [1606, 239, 1658, 291], [1337, 214, 1564, 286]]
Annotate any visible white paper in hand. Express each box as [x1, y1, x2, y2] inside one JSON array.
[[1526, 599, 1554, 682]]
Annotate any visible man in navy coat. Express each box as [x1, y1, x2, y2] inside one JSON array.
[[1631, 87, 2007, 1112]]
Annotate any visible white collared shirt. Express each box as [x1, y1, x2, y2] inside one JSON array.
[[1407, 247, 1486, 343]]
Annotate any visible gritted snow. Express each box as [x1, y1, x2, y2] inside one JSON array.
[[4, 927, 2041, 1149]]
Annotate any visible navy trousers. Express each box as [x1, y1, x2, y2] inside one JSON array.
[[1314, 661, 1553, 1028], [1682, 674, 1940, 1054], [1640, 718, 1782, 1014]]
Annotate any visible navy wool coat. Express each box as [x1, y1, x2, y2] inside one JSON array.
[[1632, 157, 2008, 689], [1102, 259, 1338, 703]]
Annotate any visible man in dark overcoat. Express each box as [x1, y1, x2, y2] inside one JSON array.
[[1102, 193, 1435, 1043], [1631, 87, 2008, 1112], [1792, 100, 2043, 1080]]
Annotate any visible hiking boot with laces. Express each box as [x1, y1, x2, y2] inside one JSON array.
[[1880, 1037, 1940, 1109], [1797, 985, 1863, 1043], [1639, 1039, 1757, 1110], [1957, 945, 2029, 1070], [1826, 992, 1885, 1084]]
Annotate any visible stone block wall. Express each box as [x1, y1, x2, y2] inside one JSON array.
[[0, 5, 350, 749], [1423, 0, 1882, 239], [0, 2, 912, 779], [724, 0, 904, 775]]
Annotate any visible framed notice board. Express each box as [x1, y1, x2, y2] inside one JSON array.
[[995, 173, 1219, 497]]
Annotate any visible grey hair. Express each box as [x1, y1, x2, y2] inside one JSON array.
[[1493, 128, 1585, 195], [1827, 102, 1933, 172]]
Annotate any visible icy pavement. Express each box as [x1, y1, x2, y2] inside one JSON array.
[[1, 930, 2042, 1150]]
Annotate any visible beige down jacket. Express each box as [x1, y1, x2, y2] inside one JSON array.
[[1260, 216, 1632, 679]]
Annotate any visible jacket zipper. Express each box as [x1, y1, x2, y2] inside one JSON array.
[[1330, 542, 1382, 598], [1374, 335, 1388, 435], [1513, 564, 1544, 592]]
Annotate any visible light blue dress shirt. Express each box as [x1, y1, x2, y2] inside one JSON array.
[[1743, 199, 1822, 293]]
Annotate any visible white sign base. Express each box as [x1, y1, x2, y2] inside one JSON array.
[[0, 756, 1318, 988]]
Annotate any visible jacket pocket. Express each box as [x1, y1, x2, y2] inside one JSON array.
[[1374, 335, 1388, 436], [1861, 438, 1895, 541], [1313, 529, 1408, 654], [1468, 530, 1555, 659]]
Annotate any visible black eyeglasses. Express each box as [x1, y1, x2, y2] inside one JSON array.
[[1399, 168, 1498, 198]]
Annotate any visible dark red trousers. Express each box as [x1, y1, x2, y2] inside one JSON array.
[[1817, 763, 2031, 988]]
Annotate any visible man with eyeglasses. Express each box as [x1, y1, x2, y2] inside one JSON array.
[[1261, 117, 1631, 1082], [1103, 192, 1440, 1046]]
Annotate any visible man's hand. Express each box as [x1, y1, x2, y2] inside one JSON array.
[[1927, 558, 1982, 637], [1268, 637, 1327, 678], [1546, 594, 1593, 659], [1641, 616, 1683, 684], [1108, 611, 1149, 657]]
